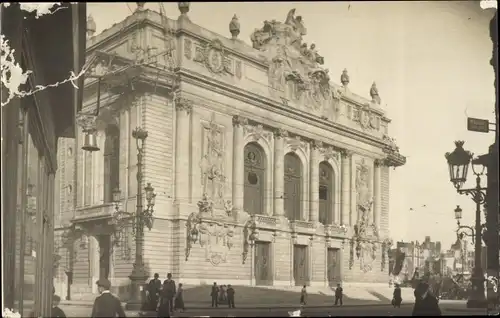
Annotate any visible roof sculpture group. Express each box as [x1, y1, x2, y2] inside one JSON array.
[[250, 9, 382, 117]]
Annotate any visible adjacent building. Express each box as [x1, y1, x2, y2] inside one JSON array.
[[1, 3, 86, 317], [54, 4, 405, 300]]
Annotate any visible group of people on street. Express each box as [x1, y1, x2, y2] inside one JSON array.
[[73, 273, 443, 317], [145, 272, 185, 317], [211, 282, 236, 308]]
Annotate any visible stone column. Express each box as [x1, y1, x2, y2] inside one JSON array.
[[232, 116, 247, 215], [174, 96, 193, 203], [340, 150, 351, 225], [373, 159, 382, 233], [309, 141, 321, 223], [273, 129, 288, 217]]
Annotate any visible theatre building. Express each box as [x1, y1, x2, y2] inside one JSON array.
[[54, 4, 405, 300]]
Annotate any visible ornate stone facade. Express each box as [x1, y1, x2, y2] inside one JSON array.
[[55, 7, 405, 299]]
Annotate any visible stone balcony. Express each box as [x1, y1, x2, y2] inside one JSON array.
[[73, 203, 116, 223]]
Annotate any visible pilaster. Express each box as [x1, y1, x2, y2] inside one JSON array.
[[309, 140, 321, 223], [232, 115, 247, 215], [373, 159, 382, 233], [273, 128, 288, 217], [340, 150, 352, 225], [174, 96, 193, 204]]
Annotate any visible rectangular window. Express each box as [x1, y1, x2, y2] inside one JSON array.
[[128, 107, 138, 197]]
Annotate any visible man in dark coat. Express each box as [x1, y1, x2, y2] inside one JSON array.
[[334, 283, 343, 306], [211, 282, 219, 308], [412, 282, 442, 316], [91, 278, 126, 318], [147, 273, 162, 311], [161, 273, 176, 313], [227, 284, 235, 308]]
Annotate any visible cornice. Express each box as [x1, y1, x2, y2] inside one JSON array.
[[177, 71, 395, 158], [178, 68, 383, 144]]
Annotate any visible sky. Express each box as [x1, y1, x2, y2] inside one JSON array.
[[87, 2, 496, 249]]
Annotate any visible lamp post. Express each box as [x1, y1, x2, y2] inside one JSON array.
[[445, 141, 487, 308], [111, 127, 156, 311]]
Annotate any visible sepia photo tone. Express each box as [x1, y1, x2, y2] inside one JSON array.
[[1, 2, 498, 317]]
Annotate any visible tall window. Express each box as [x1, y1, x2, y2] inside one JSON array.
[[243, 143, 266, 215], [103, 125, 120, 203], [319, 161, 334, 225], [83, 150, 92, 205], [284, 152, 302, 221], [128, 108, 138, 197]]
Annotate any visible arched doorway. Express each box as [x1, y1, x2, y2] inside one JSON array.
[[319, 161, 334, 225], [103, 125, 120, 203], [284, 152, 302, 221], [244, 143, 266, 215]]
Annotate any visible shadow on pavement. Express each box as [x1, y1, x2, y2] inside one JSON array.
[[182, 285, 373, 307]]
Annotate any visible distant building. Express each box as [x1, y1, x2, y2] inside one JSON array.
[[389, 236, 444, 281]]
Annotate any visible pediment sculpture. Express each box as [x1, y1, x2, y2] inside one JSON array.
[[253, 9, 335, 117]]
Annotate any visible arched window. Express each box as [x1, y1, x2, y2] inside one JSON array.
[[284, 152, 302, 221], [244, 143, 266, 215], [103, 125, 120, 203], [319, 161, 334, 225]]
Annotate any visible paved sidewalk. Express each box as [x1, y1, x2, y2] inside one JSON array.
[[61, 298, 401, 309]]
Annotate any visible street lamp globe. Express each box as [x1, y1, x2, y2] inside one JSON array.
[[445, 141, 473, 190], [112, 188, 122, 203], [454, 205, 463, 220], [144, 183, 156, 204]]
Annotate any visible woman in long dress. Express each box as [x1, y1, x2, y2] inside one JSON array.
[[174, 283, 185, 312]]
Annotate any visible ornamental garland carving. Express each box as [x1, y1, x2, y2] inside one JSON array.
[[319, 145, 339, 161], [243, 124, 272, 143], [193, 39, 234, 75], [286, 135, 308, 153]]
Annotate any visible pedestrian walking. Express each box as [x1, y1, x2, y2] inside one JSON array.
[[161, 273, 176, 314], [334, 283, 343, 306], [51, 295, 67, 318], [227, 284, 235, 308], [300, 285, 307, 306], [412, 281, 441, 316], [91, 278, 126, 318], [392, 284, 402, 308], [211, 282, 219, 307]]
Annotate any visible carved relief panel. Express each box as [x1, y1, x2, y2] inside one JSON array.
[[200, 116, 228, 209]]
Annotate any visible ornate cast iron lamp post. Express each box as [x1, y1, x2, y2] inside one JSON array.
[[454, 205, 487, 244], [111, 127, 156, 310], [445, 141, 487, 308]]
